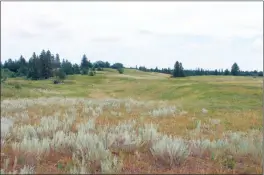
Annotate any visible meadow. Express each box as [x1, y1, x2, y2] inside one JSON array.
[[1, 68, 263, 174]]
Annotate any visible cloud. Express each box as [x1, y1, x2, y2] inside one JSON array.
[[1, 1, 263, 71], [32, 15, 65, 31]]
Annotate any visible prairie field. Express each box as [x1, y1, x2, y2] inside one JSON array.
[[1, 68, 263, 174]]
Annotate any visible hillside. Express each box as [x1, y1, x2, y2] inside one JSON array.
[[1, 68, 262, 174]]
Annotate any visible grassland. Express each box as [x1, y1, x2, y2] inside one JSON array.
[[1, 68, 263, 174]]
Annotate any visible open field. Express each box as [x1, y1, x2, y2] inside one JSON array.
[[1, 68, 263, 174]]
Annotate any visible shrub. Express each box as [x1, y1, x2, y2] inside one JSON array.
[[150, 135, 190, 167], [14, 83, 22, 89], [89, 71, 95, 76], [57, 69, 66, 80], [117, 68, 124, 74]]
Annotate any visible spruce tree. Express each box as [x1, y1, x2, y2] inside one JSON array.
[[224, 69, 230, 75], [28, 52, 41, 80], [231, 62, 240, 76], [173, 61, 185, 77], [173, 61, 180, 77], [55, 54, 61, 69], [17, 55, 28, 76]]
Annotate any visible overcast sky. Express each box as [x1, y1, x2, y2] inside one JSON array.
[[1, 2, 263, 71]]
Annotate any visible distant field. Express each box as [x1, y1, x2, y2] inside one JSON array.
[[1, 68, 262, 174]]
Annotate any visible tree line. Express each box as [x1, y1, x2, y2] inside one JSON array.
[[1, 49, 263, 83], [1, 50, 125, 82], [137, 61, 263, 77]]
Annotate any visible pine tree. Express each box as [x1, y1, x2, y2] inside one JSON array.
[[73, 64, 80, 74], [81, 54, 89, 69], [61, 59, 73, 75], [55, 54, 61, 69], [214, 69, 218, 75], [46, 50, 53, 78], [179, 63, 185, 77], [17, 55, 28, 76], [28, 52, 41, 80], [231, 63, 240, 76], [172, 61, 185, 77], [173, 61, 180, 77], [224, 69, 229, 75]]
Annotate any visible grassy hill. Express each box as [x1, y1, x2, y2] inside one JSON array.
[[1, 68, 262, 174]]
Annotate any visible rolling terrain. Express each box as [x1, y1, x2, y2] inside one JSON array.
[[1, 68, 263, 174]]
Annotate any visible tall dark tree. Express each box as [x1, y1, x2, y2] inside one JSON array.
[[173, 61, 182, 77], [27, 52, 41, 80], [46, 50, 53, 78], [17, 55, 28, 76], [51, 54, 56, 69], [224, 69, 230, 75], [55, 54, 61, 69], [179, 63, 185, 77], [4, 59, 20, 73], [61, 59, 73, 75], [231, 62, 240, 76], [105, 61, 110, 68], [80, 54, 92, 71], [214, 69, 218, 75], [39, 50, 52, 79], [72, 64, 80, 74]]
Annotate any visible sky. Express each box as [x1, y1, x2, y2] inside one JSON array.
[[1, 1, 263, 71]]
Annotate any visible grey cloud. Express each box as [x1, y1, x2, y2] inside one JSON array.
[[32, 15, 64, 31]]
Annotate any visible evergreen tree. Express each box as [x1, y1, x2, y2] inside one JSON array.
[[173, 61, 180, 77], [39, 50, 52, 79], [179, 63, 185, 77], [80, 54, 92, 71], [28, 52, 41, 80], [72, 64, 80, 74], [105, 61, 110, 68], [4, 59, 20, 73], [46, 50, 53, 78], [172, 61, 185, 77], [17, 55, 28, 76], [55, 54, 61, 69], [81, 54, 89, 70], [61, 59, 73, 75], [214, 69, 218, 75], [224, 69, 230, 75], [231, 62, 240, 76], [51, 54, 56, 69]]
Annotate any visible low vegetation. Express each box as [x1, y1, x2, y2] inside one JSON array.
[[0, 96, 262, 174], [1, 49, 262, 174]]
